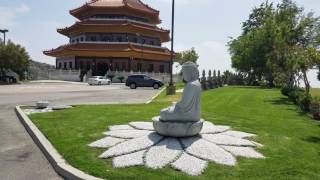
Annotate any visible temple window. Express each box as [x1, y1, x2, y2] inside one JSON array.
[[121, 62, 126, 71], [133, 38, 138, 43], [137, 63, 142, 72], [115, 62, 119, 70], [58, 63, 62, 69], [64, 62, 67, 69], [160, 65, 165, 73], [69, 62, 72, 69], [86, 62, 91, 70], [117, 37, 122, 42], [80, 61, 84, 69], [148, 64, 154, 72]]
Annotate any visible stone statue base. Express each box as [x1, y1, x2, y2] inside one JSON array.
[[152, 116, 204, 137]]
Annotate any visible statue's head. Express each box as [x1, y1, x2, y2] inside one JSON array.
[[181, 62, 199, 82]]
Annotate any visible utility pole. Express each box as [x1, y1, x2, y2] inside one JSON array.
[[0, 29, 9, 46], [167, 0, 176, 95]]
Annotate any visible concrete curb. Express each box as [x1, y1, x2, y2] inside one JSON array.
[[15, 106, 103, 180], [146, 87, 166, 104]]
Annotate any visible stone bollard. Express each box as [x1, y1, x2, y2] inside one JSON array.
[[36, 101, 49, 109]]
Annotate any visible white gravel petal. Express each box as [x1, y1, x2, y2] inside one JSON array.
[[129, 122, 154, 131], [202, 134, 256, 147], [200, 121, 230, 134], [104, 129, 153, 139], [171, 153, 208, 176], [99, 133, 163, 158], [181, 137, 236, 166], [113, 150, 146, 168], [109, 125, 135, 131], [220, 130, 256, 139], [24, 108, 53, 115], [221, 146, 265, 158], [145, 138, 183, 169], [88, 137, 126, 148]]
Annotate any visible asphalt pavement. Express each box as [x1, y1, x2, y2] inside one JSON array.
[[0, 82, 160, 180]]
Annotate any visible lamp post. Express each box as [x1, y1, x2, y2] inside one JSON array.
[[167, 0, 176, 95], [0, 29, 9, 46]]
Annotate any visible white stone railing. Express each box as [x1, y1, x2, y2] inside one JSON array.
[[47, 69, 181, 83], [48, 69, 81, 82]]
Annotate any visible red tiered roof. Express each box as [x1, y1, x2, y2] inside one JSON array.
[[57, 20, 170, 42], [70, 0, 160, 23], [44, 43, 171, 61]]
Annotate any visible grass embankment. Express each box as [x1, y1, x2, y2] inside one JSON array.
[[30, 87, 320, 180]]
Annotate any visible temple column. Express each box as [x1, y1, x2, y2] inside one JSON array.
[[128, 57, 132, 72]]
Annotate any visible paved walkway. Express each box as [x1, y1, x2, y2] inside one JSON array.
[[0, 82, 160, 180]]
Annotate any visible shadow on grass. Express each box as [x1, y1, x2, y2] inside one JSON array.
[[304, 136, 320, 144], [265, 97, 309, 117], [265, 97, 293, 106], [233, 86, 276, 90]]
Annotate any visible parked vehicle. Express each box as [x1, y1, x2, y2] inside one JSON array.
[[88, 76, 111, 85], [125, 75, 164, 89]]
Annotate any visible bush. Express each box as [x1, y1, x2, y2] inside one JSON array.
[[297, 94, 311, 112], [117, 76, 125, 83], [258, 80, 269, 88], [107, 74, 115, 82], [281, 86, 292, 96], [310, 97, 320, 120], [288, 88, 305, 104]]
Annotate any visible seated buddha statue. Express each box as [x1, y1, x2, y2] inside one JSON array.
[[160, 62, 201, 122]]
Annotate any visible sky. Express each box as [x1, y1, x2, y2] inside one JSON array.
[[1, 0, 320, 86]]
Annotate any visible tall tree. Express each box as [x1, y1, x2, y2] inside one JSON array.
[[174, 47, 199, 65], [228, 0, 320, 93], [0, 41, 31, 80]]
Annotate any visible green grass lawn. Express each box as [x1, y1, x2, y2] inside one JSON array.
[[30, 87, 320, 180], [311, 88, 320, 98]]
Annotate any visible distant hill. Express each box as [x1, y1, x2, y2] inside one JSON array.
[[28, 61, 55, 80]]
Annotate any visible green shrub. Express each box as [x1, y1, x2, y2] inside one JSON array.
[[297, 94, 311, 112], [310, 97, 320, 120], [288, 88, 305, 104], [117, 76, 125, 83], [258, 80, 269, 88], [281, 86, 292, 96]]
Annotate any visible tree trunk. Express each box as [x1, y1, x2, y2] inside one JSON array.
[[302, 70, 310, 95]]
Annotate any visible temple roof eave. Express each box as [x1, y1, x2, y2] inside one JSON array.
[[56, 22, 170, 42], [69, 0, 160, 23], [43, 43, 172, 61]]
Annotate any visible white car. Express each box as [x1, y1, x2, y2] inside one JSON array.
[[88, 76, 111, 85]]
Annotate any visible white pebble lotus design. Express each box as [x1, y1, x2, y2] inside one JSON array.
[[89, 121, 265, 176]]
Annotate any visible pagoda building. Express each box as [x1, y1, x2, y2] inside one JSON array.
[[44, 0, 171, 76]]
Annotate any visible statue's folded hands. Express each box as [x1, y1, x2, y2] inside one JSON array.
[[160, 62, 201, 122]]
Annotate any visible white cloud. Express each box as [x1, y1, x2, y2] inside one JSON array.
[[15, 3, 30, 13], [0, 3, 30, 27]]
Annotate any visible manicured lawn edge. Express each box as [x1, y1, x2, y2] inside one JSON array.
[[15, 106, 103, 180], [146, 86, 167, 104]]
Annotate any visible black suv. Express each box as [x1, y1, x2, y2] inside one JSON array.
[[126, 75, 164, 89]]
